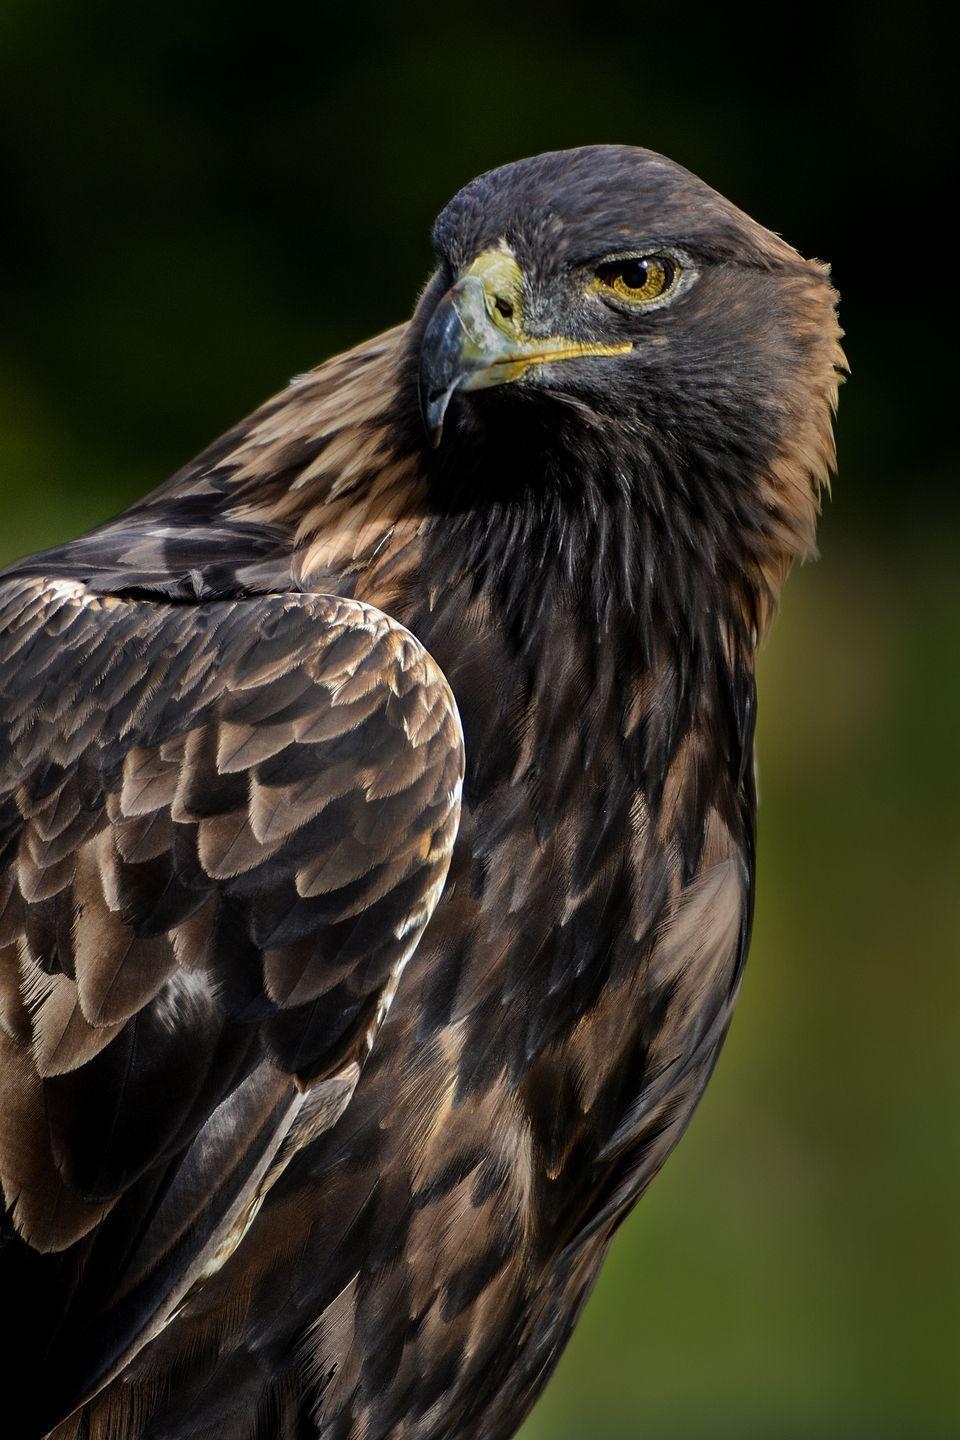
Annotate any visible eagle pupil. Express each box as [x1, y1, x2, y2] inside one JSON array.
[[620, 259, 650, 289]]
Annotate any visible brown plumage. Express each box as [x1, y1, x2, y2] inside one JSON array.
[[0, 146, 842, 1440]]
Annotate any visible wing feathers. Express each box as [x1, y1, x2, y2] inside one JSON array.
[[0, 578, 463, 1429], [32, 972, 126, 1078]]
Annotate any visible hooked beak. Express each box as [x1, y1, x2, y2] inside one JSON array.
[[418, 249, 630, 446]]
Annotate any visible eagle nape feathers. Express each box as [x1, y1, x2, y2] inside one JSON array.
[[0, 145, 843, 1440]]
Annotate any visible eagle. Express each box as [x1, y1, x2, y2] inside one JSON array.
[[0, 145, 842, 1440]]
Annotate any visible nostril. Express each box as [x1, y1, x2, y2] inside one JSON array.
[[494, 297, 514, 320]]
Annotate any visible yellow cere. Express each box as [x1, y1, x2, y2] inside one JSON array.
[[464, 248, 526, 333]]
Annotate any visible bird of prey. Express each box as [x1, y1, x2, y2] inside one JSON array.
[[0, 145, 842, 1440]]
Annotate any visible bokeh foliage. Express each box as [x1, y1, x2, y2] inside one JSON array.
[[0, 3, 956, 1436]]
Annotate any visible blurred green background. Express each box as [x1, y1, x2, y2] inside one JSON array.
[[0, 3, 956, 1437]]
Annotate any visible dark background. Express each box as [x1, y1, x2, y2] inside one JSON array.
[[1, 4, 956, 1437]]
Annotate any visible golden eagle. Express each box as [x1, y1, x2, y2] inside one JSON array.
[[0, 146, 842, 1440]]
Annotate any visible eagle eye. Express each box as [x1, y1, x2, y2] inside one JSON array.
[[594, 254, 679, 305]]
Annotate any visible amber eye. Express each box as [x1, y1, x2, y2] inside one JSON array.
[[594, 254, 679, 304]]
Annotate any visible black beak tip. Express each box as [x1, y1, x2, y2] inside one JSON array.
[[419, 385, 450, 448], [419, 292, 469, 448]]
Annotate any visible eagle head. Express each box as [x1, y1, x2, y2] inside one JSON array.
[[415, 145, 843, 633]]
